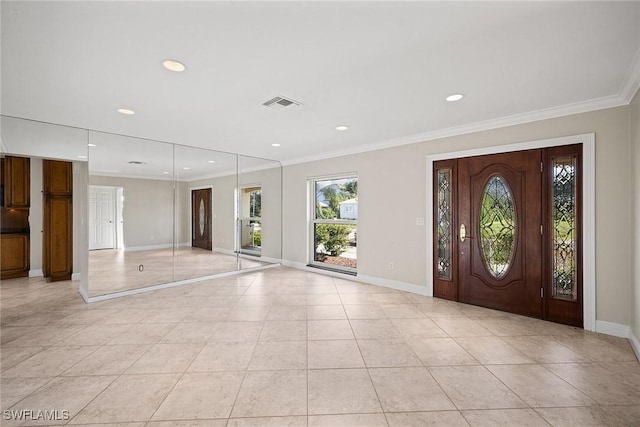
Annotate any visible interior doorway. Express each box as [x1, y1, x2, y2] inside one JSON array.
[[433, 144, 583, 327], [89, 186, 123, 250]]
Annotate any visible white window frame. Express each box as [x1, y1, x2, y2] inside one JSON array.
[[308, 174, 358, 274]]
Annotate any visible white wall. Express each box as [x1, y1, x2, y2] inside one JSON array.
[[630, 91, 640, 348], [283, 105, 632, 327]]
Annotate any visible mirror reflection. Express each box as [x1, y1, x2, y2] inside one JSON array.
[[1, 116, 282, 299]]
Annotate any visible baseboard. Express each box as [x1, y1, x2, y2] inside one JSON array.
[[629, 330, 640, 361], [78, 285, 89, 303], [71, 272, 81, 281], [356, 274, 430, 296], [281, 260, 429, 296], [124, 243, 173, 252], [595, 320, 631, 338], [28, 269, 43, 277], [213, 247, 236, 256]]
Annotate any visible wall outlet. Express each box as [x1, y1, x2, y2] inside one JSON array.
[[388, 262, 394, 270]]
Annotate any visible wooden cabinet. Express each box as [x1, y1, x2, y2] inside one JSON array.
[[1, 156, 30, 208], [0, 234, 29, 279], [43, 160, 73, 282]]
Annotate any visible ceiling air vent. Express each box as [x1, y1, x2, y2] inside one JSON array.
[[262, 96, 301, 110], [128, 161, 146, 165]]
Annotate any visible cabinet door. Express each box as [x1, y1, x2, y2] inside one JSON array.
[[2, 156, 31, 207], [0, 234, 29, 279]]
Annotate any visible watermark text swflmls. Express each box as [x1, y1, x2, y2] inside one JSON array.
[[3, 409, 70, 421]]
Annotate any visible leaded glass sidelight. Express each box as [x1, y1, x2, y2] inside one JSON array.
[[437, 169, 452, 279], [199, 199, 205, 236], [479, 175, 516, 278], [552, 157, 577, 300]]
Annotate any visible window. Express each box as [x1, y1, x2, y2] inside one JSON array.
[[240, 186, 261, 255], [309, 176, 357, 273]]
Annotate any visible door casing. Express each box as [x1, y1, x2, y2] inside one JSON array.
[[426, 134, 595, 331]]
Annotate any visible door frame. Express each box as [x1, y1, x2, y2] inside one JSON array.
[[188, 185, 214, 249], [426, 133, 595, 331]]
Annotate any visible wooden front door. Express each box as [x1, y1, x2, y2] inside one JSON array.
[[192, 188, 212, 250], [434, 145, 583, 327], [458, 150, 543, 318]]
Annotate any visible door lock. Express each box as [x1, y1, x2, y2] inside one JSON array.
[[459, 223, 473, 242]]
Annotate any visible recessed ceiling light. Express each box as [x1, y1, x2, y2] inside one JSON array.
[[117, 108, 135, 115], [446, 94, 464, 102], [183, 167, 190, 170], [163, 59, 186, 72], [77, 155, 87, 159], [88, 143, 96, 147], [336, 125, 349, 131], [163, 171, 169, 174], [208, 160, 216, 164], [272, 143, 281, 147]]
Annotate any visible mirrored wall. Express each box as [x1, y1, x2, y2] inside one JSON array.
[[1, 116, 282, 299]]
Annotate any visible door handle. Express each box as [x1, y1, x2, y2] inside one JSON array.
[[460, 223, 473, 242]]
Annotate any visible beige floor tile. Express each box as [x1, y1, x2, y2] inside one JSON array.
[[125, 343, 204, 374], [430, 366, 528, 410], [69, 374, 181, 424], [139, 308, 194, 323], [601, 405, 640, 426], [6, 325, 88, 347], [306, 305, 346, 320], [357, 339, 422, 367], [386, 411, 469, 427], [390, 318, 448, 339], [536, 406, 625, 426], [456, 337, 535, 364], [108, 323, 176, 345], [64, 324, 132, 345], [236, 295, 275, 307], [343, 304, 387, 319], [380, 304, 426, 319], [416, 303, 467, 318], [60, 310, 120, 325], [338, 294, 379, 305], [462, 409, 550, 426], [259, 321, 307, 341], [148, 421, 226, 427], [184, 307, 233, 322], [474, 317, 542, 336], [349, 319, 401, 339], [551, 335, 638, 362], [0, 377, 51, 409], [369, 367, 455, 412], [308, 413, 387, 426], [370, 293, 409, 305], [161, 322, 217, 343], [267, 305, 308, 320], [2, 346, 98, 378], [544, 363, 640, 405], [209, 322, 263, 342], [307, 294, 342, 305], [409, 337, 478, 366], [308, 320, 354, 340], [227, 416, 307, 427], [433, 318, 493, 337], [103, 308, 158, 324], [1, 347, 44, 371], [502, 335, 589, 363], [7, 376, 116, 426], [249, 341, 307, 370], [488, 364, 595, 407], [62, 344, 151, 376], [152, 372, 244, 420], [308, 369, 381, 415], [307, 340, 365, 369], [227, 307, 270, 322], [597, 361, 640, 390], [188, 341, 256, 372], [231, 370, 307, 418]]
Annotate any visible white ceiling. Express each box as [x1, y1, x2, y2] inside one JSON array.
[[2, 1, 640, 165]]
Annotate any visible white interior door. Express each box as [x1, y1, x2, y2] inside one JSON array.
[[89, 186, 115, 250]]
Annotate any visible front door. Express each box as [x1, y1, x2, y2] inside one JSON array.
[[434, 144, 583, 327], [192, 188, 212, 250], [458, 150, 543, 318]]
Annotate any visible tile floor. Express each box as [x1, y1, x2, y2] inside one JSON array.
[[1, 267, 639, 426]]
